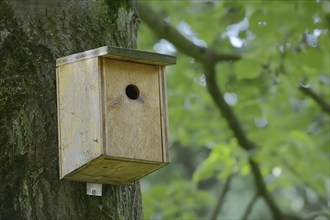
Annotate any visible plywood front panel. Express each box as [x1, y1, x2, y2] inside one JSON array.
[[103, 59, 163, 162], [57, 58, 102, 177]]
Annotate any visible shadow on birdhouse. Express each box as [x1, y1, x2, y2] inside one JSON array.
[[56, 46, 176, 184]]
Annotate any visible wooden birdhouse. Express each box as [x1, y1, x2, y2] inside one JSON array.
[[56, 46, 176, 184]]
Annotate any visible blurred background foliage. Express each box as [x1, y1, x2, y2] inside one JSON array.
[[137, 1, 329, 219]]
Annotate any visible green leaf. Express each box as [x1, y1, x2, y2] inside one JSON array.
[[192, 146, 222, 183], [300, 48, 323, 74], [222, 2, 246, 25], [235, 58, 261, 80]]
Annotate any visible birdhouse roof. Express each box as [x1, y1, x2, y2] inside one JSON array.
[[56, 46, 177, 67]]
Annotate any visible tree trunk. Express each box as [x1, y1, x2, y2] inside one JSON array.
[[0, 0, 142, 219]]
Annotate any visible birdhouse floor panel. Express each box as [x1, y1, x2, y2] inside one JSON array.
[[62, 155, 167, 184]]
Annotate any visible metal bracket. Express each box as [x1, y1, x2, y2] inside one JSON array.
[[86, 183, 102, 196]]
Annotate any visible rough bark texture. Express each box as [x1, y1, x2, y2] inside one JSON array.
[[0, 0, 142, 219]]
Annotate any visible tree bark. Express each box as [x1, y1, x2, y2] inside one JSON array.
[[0, 0, 142, 219]]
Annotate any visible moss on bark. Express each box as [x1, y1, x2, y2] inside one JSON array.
[[0, 0, 142, 219]]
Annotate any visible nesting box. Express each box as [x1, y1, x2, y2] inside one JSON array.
[[56, 46, 176, 184]]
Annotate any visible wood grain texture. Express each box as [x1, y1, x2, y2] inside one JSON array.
[[103, 58, 163, 162], [57, 58, 102, 178]]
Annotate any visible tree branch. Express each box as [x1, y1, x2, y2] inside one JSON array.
[[211, 174, 234, 220], [204, 64, 283, 219], [138, 2, 241, 63], [241, 192, 259, 220], [138, 3, 284, 219], [299, 85, 330, 115], [203, 64, 255, 151]]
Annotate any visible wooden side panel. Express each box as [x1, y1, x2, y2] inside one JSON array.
[[99, 57, 107, 155], [57, 58, 102, 178], [158, 66, 170, 162], [103, 59, 163, 162], [56, 67, 63, 177]]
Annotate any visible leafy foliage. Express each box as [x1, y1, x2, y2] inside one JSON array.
[[138, 1, 329, 219]]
